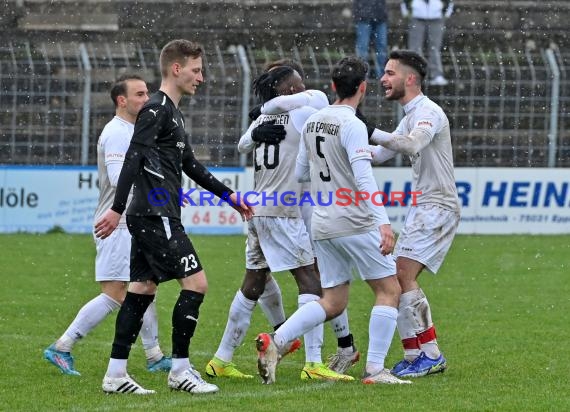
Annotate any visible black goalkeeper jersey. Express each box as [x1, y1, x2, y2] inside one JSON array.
[[111, 90, 232, 218]]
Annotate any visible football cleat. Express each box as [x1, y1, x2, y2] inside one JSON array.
[[327, 345, 360, 374], [281, 338, 302, 357], [362, 368, 412, 385], [255, 333, 280, 384], [168, 368, 219, 394], [301, 362, 354, 381], [102, 374, 155, 394], [43, 344, 80, 376], [147, 356, 172, 372], [395, 352, 447, 378], [391, 359, 412, 376], [205, 357, 253, 379]]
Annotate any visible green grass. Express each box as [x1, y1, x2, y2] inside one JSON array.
[[1, 234, 569, 411]]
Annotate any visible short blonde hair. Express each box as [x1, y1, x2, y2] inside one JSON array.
[[159, 39, 204, 77]]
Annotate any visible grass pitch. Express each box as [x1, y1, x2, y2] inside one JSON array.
[[0, 233, 568, 411]]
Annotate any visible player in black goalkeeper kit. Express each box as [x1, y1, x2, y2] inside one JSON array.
[[95, 39, 253, 395]]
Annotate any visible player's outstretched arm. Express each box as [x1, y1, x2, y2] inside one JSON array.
[[369, 144, 397, 165], [228, 192, 254, 221], [238, 121, 286, 153], [369, 128, 431, 156], [261, 90, 328, 114], [182, 146, 254, 221]]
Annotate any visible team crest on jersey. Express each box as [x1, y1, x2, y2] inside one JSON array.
[[176, 141, 185, 151]]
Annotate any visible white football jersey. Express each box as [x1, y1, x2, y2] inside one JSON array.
[[394, 95, 460, 212], [93, 116, 134, 227], [300, 105, 379, 240], [239, 106, 317, 217]]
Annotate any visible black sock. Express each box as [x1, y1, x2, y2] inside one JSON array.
[[172, 290, 204, 358], [337, 333, 354, 349], [111, 292, 155, 359]]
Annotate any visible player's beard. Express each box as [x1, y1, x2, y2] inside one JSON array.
[[385, 83, 406, 101]]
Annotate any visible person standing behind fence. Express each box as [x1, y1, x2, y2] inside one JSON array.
[[370, 49, 460, 378], [353, 0, 389, 79], [401, 0, 453, 86], [94, 39, 253, 395], [43, 74, 171, 377]]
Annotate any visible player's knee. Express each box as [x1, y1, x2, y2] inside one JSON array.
[[241, 269, 268, 300], [323, 302, 346, 320], [297, 282, 322, 297], [292, 266, 321, 297], [101, 281, 128, 303], [129, 280, 157, 295]]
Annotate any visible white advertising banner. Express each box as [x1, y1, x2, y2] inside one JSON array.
[[0, 166, 248, 235], [371, 167, 570, 234], [0, 166, 100, 233], [180, 168, 249, 234], [0, 166, 568, 234]]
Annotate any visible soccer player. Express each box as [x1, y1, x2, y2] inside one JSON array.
[[94, 39, 253, 395], [43, 75, 171, 376], [369, 49, 461, 377], [255, 56, 411, 385], [206, 66, 353, 382], [248, 60, 362, 375]]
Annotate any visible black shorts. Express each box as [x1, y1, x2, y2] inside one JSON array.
[[127, 215, 203, 284]]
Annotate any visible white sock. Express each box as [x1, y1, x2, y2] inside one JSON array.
[[366, 305, 398, 374], [106, 358, 128, 378], [55, 335, 75, 353], [140, 299, 164, 362], [298, 294, 322, 363], [57, 293, 120, 352], [329, 308, 350, 341], [274, 301, 326, 349], [397, 289, 425, 361], [144, 346, 163, 364], [171, 358, 191, 376], [214, 290, 256, 362], [421, 340, 440, 359], [258, 276, 286, 327]]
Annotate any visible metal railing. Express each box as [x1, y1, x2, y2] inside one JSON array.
[[0, 41, 568, 167]]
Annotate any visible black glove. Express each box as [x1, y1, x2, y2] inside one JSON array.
[[251, 120, 286, 145], [355, 107, 376, 140], [248, 104, 263, 121]]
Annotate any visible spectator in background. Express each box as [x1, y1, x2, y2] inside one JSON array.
[[353, 0, 388, 79], [401, 0, 454, 86]]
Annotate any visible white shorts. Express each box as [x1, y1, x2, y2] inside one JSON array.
[[300, 202, 316, 257], [395, 204, 460, 274], [246, 216, 314, 272], [314, 230, 396, 289], [94, 227, 131, 282]]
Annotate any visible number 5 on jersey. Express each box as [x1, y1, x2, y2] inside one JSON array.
[[316, 135, 331, 182]]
